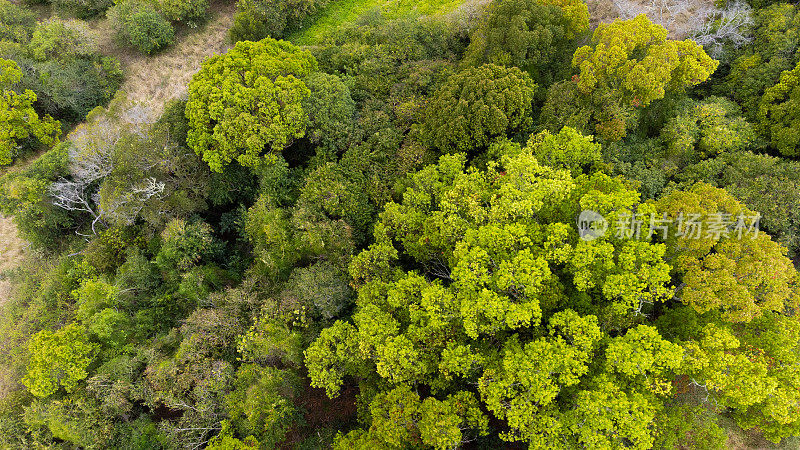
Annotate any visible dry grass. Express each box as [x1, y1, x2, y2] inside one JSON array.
[[91, 0, 236, 117], [0, 215, 26, 307]]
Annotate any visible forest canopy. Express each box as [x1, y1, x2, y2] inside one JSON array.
[[0, 0, 799, 448]]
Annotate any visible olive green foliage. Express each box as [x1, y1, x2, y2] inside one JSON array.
[[0, 58, 61, 165], [29, 19, 98, 61], [718, 3, 800, 121], [681, 151, 800, 256], [464, 0, 589, 76], [301, 72, 356, 154], [224, 364, 303, 446], [423, 64, 537, 152], [229, 0, 329, 42], [159, 0, 210, 25], [186, 38, 318, 171], [283, 261, 353, 320], [52, 0, 114, 18], [759, 61, 800, 156], [0, 0, 36, 44], [3, 20, 122, 123], [661, 96, 757, 166], [108, 0, 175, 55], [0, 142, 74, 249]]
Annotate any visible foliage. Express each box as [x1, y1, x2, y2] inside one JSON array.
[[564, 15, 718, 140], [224, 364, 303, 446], [186, 38, 318, 171], [2, 1, 800, 447], [463, 0, 588, 77], [759, 61, 800, 156], [0, 0, 36, 44], [159, 0, 210, 25], [661, 96, 756, 166], [52, 0, 114, 18], [0, 58, 61, 166], [525, 125, 603, 176], [423, 64, 536, 153], [23, 323, 99, 398], [229, 0, 329, 42], [29, 19, 98, 62], [681, 151, 800, 256], [109, 0, 175, 55], [301, 72, 356, 154]]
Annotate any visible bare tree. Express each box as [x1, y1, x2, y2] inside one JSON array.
[[692, 1, 753, 59], [49, 102, 156, 236]]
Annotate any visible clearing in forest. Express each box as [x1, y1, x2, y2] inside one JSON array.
[[289, 0, 469, 44]]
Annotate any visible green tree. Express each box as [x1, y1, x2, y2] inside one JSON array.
[[661, 96, 756, 166], [657, 183, 799, 322], [306, 148, 683, 447], [0, 59, 61, 165], [29, 19, 98, 61], [680, 151, 800, 256], [422, 64, 536, 153], [0, 0, 37, 44], [301, 72, 356, 154], [23, 323, 99, 398], [229, 0, 329, 42], [525, 126, 603, 176], [716, 3, 800, 121], [186, 38, 317, 171], [463, 0, 589, 75], [159, 0, 209, 25], [758, 61, 800, 156], [567, 15, 718, 140], [224, 364, 302, 447], [109, 0, 175, 55]]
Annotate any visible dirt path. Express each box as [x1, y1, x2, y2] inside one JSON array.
[[0, 216, 25, 306]]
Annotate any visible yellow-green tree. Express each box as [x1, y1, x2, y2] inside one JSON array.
[[566, 15, 718, 140], [185, 38, 317, 172], [23, 323, 98, 398], [759, 61, 800, 156], [0, 58, 61, 166]]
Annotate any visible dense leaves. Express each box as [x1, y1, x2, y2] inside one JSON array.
[[186, 38, 317, 171]]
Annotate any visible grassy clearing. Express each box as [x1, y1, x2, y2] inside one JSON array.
[[289, 0, 466, 45], [91, 0, 236, 117]]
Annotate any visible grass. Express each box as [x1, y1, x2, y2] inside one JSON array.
[[91, 0, 236, 117], [0, 215, 25, 307], [289, 0, 467, 45]]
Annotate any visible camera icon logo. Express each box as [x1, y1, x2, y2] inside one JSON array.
[[577, 210, 608, 241]]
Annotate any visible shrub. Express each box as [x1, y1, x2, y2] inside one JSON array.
[[52, 0, 114, 18], [29, 19, 98, 61], [109, 0, 175, 54], [19, 56, 123, 122], [0, 0, 36, 43], [159, 0, 210, 25], [229, 0, 329, 42]]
